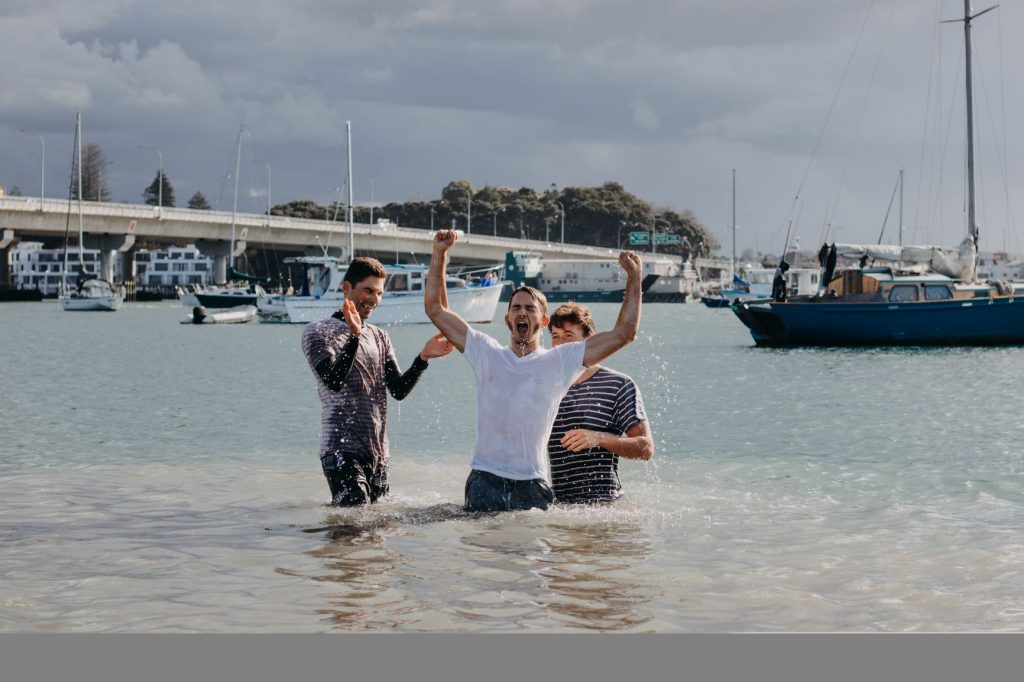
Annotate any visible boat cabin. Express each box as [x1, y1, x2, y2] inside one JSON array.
[[383, 265, 467, 295], [825, 268, 1011, 302]]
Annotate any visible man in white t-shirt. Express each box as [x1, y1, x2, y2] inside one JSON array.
[[425, 229, 644, 512]]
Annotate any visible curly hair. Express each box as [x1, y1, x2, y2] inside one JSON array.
[[547, 302, 595, 338]]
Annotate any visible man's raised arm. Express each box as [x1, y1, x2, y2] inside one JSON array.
[[424, 229, 470, 352], [583, 251, 643, 366]]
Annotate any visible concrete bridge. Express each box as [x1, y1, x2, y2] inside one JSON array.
[[0, 196, 627, 285]]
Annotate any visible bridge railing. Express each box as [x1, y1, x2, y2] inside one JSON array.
[[0, 196, 637, 259]]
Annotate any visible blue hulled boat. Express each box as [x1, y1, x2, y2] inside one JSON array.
[[734, 268, 1024, 346], [732, 2, 1021, 347]]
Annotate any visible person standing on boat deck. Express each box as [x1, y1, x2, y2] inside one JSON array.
[[547, 303, 654, 504], [301, 256, 454, 506], [424, 229, 644, 512]]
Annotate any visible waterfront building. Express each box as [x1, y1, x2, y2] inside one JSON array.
[[10, 242, 215, 294], [134, 245, 214, 288]]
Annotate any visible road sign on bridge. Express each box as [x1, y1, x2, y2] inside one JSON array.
[[629, 231, 650, 245]]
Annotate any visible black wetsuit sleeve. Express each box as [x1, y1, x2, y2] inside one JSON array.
[[314, 334, 361, 392], [384, 354, 429, 400]]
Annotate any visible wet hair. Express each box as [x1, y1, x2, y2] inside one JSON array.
[[343, 256, 387, 287], [548, 302, 595, 338], [506, 285, 548, 315]]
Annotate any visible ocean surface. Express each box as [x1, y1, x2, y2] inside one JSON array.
[[2, 300, 1023, 632]]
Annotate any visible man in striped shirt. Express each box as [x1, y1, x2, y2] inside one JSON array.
[[548, 303, 654, 503]]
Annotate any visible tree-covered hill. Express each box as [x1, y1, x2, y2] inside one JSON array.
[[271, 180, 717, 258]]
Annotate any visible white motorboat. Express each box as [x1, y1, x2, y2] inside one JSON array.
[[180, 305, 257, 324], [258, 256, 503, 324]]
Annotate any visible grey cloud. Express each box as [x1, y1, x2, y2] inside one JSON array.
[[1, 0, 1022, 254]]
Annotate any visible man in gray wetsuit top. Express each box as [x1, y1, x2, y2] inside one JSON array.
[[424, 229, 644, 512], [301, 257, 454, 506]]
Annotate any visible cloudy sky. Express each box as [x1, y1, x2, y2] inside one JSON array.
[[1, 0, 1022, 254]]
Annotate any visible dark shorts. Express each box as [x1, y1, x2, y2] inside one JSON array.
[[320, 451, 389, 507], [464, 469, 553, 512]]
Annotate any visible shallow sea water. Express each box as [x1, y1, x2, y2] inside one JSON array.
[[2, 301, 1023, 631]]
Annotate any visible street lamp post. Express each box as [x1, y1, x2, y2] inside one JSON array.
[[139, 145, 163, 216], [19, 129, 44, 209], [466, 187, 472, 234], [368, 177, 374, 227], [493, 207, 504, 237], [557, 202, 565, 244], [252, 161, 271, 227], [355, 174, 375, 226], [90, 159, 112, 202], [430, 206, 435, 231]]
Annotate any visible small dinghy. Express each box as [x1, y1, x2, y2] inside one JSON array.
[[181, 305, 257, 325]]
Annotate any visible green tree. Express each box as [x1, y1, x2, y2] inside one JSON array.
[[187, 191, 211, 210], [143, 171, 176, 207], [262, 180, 717, 253], [71, 143, 111, 202], [271, 199, 331, 220]]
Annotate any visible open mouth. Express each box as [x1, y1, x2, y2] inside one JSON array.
[[515, 319, 529, 334]]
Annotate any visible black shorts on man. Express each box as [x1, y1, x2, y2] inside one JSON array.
[[321, 451, 389, 506], [464, 469, 553, 512]]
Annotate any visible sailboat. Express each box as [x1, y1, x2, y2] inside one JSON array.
[[731, 1, 1024, 346], [256, 120, 503, 324], [702, 169, 750, 307], [60, 112, 123, 312], [193, 125, 268, 308], [700, 170, 819, 308]]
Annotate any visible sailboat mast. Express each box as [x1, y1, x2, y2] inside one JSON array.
[[731, 168, 736, 282], [899, 169, 904, 249], [346, 120, 354, 264], [229, 125, 243, 271], [76, 111, 84, 268], [963, 0, 978, 247]]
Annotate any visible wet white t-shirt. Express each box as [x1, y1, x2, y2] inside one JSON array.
[[463, 327, 586, 481]]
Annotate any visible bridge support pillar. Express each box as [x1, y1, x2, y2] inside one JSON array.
[[121, 248, 137, 284], [99, 250, 116, 283], [195, 239, 247, 285], [83, 234, 135, 283], [0, 229, 19, 287]]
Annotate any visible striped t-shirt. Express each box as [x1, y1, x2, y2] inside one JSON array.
[[547, 367, 647, 503]]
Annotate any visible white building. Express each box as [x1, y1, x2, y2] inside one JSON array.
[[134, 245, 214, 288], [10, 242, 215, 294], [10, 242, 115, 295]]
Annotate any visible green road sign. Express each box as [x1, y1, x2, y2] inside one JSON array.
[[629, 231, 650, 245], [654, 234, 682, 245]]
